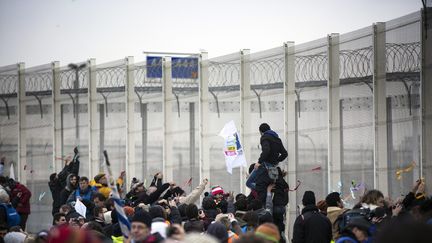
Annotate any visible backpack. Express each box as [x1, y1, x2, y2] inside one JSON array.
[[337, 208, 370, 233], [0, 203, 21, 227]]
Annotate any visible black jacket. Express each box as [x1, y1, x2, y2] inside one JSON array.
[[258, 130, 288, 165], [133, 183, 170, 206], [273, 167, 289, 207], [292, 205, 332, 243], [49, 178, 63, 215], [184, 219, 205, 233]]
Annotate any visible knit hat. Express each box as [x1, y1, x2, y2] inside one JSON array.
[[211, 185, 224, 196], [348, 217, 372, 235], [255, 223, 281, 243], [302, 191, 316, 206], [132, 210, 152, 228], [94, 173, 106, 183], [3, 232, 27, 243], [207, 222, 228, 243]]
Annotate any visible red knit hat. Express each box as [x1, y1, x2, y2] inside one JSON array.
[[211, 185, 224, 196]]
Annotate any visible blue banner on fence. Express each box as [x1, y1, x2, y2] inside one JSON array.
[[172, 57, 198, 79], [146, 56, 162, 78]]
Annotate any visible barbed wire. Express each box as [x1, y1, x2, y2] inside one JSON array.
[[208, 61, 240, 91], [60, 69, 88, 90], [134, 64, 163, 89], [0, 42, 422, 97], [96, 66, 126, 88], [0, 74, 17, 94], [25, 70, 52, 92]]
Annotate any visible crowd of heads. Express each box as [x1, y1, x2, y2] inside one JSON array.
[[1, 125, 432, 243]]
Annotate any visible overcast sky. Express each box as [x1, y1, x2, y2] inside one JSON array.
[[0, 0, 422, 67]]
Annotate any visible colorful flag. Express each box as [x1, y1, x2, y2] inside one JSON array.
[[218, 120, 247, 174]]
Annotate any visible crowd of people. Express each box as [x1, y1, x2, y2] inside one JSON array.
[[0, 123, 431, 243]]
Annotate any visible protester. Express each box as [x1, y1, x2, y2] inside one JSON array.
[[254, 123, 288, 206], [292, 191, 332, 243]]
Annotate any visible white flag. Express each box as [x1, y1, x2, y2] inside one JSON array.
[[218, 120, 247, 174], [75, 199, 87, 218], [9, 163, 15, 180]]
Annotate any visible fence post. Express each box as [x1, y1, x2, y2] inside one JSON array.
[[284, 41, 296, 241], [52, 61, 61, 173], [373, 22, 389, 195], [17, 62, 26, 184], [88, 58, 97, 178], [125, 56, 135, 187], [421, 7, 432, 192], [327, 33, 342, 193], [199, 51, 210, 187], [240, 49, 251, 194], [163, 57, 174, 182]]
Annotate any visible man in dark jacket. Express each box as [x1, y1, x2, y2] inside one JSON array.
[[59, 173, 78, 207], [255, 123, 288, 205], [49, 173, 63, 215], [292, 191, 332, 243], [67, 177, 96, 218], [57, 147, 80, 188]]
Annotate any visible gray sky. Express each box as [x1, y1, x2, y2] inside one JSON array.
[[0, 0, 422, 67]]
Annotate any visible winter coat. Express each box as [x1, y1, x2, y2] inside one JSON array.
[[10, 183, 32, 214], [90, 180, 111, 199], [133, 183, 170, 206], [258, 130, 288, 165], [292, 205, 332, 243], [327, 207, 349, 240], [184, 219, 205, 233], [49, 177, 63, 215], [273, 167, 289, 207], [67, 186, 97, 218], [59, 174, 78, 206], [179, 180, 207, 205], [57, 158, 80, 189]]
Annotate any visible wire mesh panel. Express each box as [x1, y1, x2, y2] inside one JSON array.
[[170, 57, 199, 192], [133, 62, 163, 183], [59, 65, 89, 177], [338, 27, 374, 207], [0, 69, 18, 179], [249, 47, 286, 171], [95, 61, 127, 178], [24, 66, 53, 232], [294, 39, 329, 205], [207, 53, 242, 193], [385, 12, 421, 199]]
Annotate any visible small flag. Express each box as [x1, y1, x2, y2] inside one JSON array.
[[10, 163, 15, 180], [103, 151, 131, 239]]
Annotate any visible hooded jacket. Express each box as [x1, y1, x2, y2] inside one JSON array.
[[258, 130, 288, 165], [10, 182, 32, 214], [59, 174, 78, 206], [327, 207, 349, 240], [292, 205, 332, 243]]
